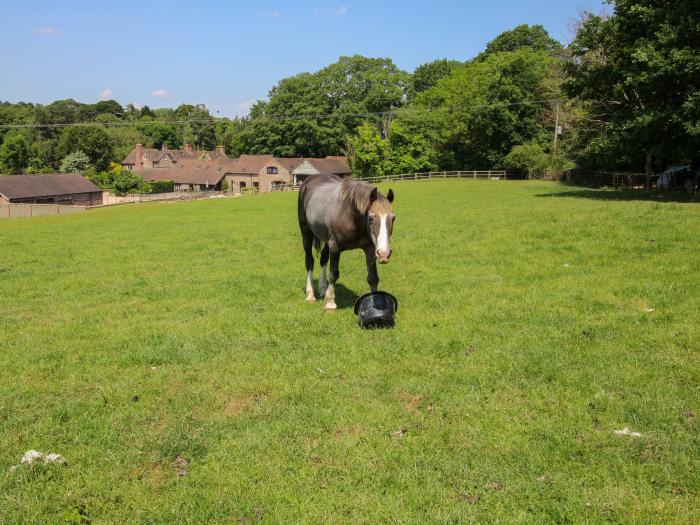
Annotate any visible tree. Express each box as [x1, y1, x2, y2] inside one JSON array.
[[347, 123, 389, 178], [59, 150, 91, 173], [401, 47, 560, 169], [0, 132, 30, 174], [565, 2, 700, 181], [56, 125, 115, 171], [113, 169, 145, 194], [410, 59, 461, 98], [94, 100, 124, 119], [480, 24, 563, 58], [141, 122, 181, 149], [175, 104, 216, 149], [503, 143, 549, 178], [385, 122, 436, 174], [236, 55, 409, 157]]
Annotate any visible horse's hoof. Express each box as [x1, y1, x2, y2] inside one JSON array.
[[306, 296, 316, 303], [324, 302, 337, 311]]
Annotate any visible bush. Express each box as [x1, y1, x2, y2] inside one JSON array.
[[148, 180, 175, 193], [59, 150, 91, 174], [113, 170, 146, 195]]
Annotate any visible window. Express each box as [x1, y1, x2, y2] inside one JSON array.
[[266, 166, 278, 174], [240, 182, 246, 189], [253, 182, 260, 189]]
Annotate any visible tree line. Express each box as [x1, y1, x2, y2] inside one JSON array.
[[1, 0, 698, 183]]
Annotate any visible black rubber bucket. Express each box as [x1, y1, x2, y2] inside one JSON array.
[[353, 291, 398, 329]]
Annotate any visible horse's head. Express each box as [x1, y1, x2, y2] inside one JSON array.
[[367, 188, 395, 264]]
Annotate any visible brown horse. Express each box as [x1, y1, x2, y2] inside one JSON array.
[[298, 174, 395, 310]]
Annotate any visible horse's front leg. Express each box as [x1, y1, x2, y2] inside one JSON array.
[[324, 247, 340, 310], [364, 246, 379, 292]]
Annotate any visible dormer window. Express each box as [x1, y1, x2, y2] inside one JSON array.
[[267, 167, 278, 174]]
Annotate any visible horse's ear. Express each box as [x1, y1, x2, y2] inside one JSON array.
[[369, 187, 379, 202], [386, 189, 394, 203]]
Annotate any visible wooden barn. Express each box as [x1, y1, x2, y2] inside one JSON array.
[[0, 173, 103, 206]]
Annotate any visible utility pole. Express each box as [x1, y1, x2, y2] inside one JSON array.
[[552, 101, 561, 156]]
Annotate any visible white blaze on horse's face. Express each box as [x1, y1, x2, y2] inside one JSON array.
[[368, 210, 395, 264]]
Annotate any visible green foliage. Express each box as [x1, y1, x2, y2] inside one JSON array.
[[112, 169, 145, 195], [480, 24, 563, 58], [59, 150, 91, 174], [147, 180, 175, 193], [565, 2, 700, 171], [347, 122, 388, 178], [234, 55, 408, 157], [402, 48, 559, 169], [409, 59, 461, 98], [385, 122, 436, 174], [57, 126, 115, 172], [0, 132, 30, 174], [140, 122, 182, 149], [503, 143, 550, 178]]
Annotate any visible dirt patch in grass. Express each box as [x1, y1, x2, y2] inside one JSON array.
[[223, 393, 266, 417], [401, 393, 424, 411]]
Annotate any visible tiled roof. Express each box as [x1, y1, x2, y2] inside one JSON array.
[[139, 160, 226, 185], [0, 173, 101, 200]]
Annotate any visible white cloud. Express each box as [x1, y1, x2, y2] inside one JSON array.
[[260, 9, 280, 17], [100, 88, 113, 100], [151, 89, 171, 99], [33, 27, 57, 35], [316, 5, 348, 16]]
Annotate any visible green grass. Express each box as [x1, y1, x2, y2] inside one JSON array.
[[1, 181, 698, 524]]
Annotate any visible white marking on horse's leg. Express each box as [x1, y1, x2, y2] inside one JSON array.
[[305, 270, 315, 302], [324, 282, 337, 310], [318, 266, 328, 297]]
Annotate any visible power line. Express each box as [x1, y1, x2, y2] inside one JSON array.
[[0, 99, 560, 130]]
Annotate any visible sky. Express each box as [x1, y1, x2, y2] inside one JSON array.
[[0, 0, 607, 118]]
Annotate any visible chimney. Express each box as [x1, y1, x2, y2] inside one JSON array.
[[161, 143, 168, 152], [217, 145, 226, 156], [135, 143, 143, 170], [183, 143, 193, 153]]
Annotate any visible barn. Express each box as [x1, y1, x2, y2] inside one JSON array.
[[0, 173, 103, 206]]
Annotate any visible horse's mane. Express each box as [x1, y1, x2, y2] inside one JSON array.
[[338, 177, 391, 213]]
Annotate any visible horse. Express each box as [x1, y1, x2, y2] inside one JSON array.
[[298, 174, 395, 310]]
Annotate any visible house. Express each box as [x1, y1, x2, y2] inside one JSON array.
[[223, 155, 302, 192], [121, 143, 227, 171], [0, 173, 103, 206], [120, 143, 351, 193], [139, 160, 227, 192]]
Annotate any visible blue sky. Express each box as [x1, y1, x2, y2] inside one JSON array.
[[0, 0, 606, 117]]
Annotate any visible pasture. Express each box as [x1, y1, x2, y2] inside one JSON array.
[[1, 180, 698, 524]]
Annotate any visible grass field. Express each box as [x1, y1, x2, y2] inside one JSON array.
[[1, 180, 699, 524]]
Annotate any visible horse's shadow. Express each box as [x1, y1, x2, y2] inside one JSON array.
[[312, 281, 360, 310]]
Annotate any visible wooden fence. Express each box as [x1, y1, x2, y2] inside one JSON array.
[[270, 170, 510, 192], [563, 170, 650, 189]]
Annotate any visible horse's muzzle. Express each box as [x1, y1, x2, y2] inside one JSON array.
[[376, 249, 392, 264]]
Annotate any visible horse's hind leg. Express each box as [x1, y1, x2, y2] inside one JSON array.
[[318, 243, 329, 297], [302, 229, 316, 302]]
